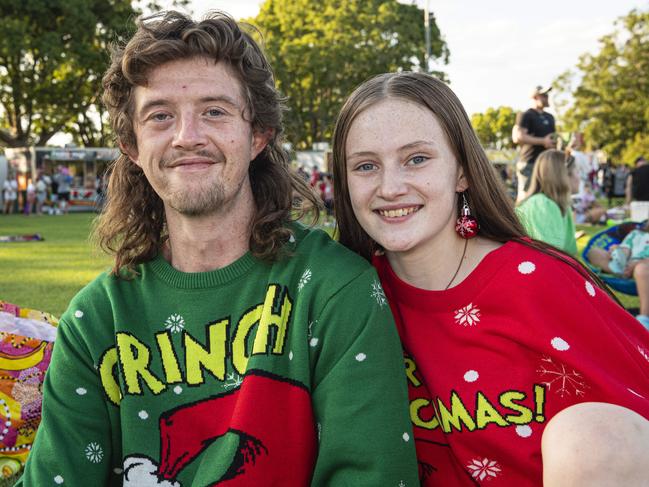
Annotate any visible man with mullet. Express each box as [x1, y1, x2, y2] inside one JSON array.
[[17, 11, 417, 486]]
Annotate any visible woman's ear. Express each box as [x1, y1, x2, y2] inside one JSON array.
[[456, 166, 468, 192]]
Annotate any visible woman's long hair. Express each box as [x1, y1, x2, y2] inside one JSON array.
[[96, 10, 318, 275], [522, 149, 573, 215], [331, 72, 617, 300]]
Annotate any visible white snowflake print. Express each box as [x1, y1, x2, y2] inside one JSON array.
[[537, 356, 588, 398], [584, 280, 596, 297], [453, 303, 481, 326], [74, 310, 84, 318], [298, 268, 312, 291], [164, 314, 185, 334], [223, 373, 243, 390], [466, 457, 502, 481], [85, 442, 104, 463], [398, 482, 406, 487], [371, 279, 387, 307], [54, 475, 64, 484]]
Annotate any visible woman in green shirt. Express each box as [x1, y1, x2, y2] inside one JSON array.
[[516, 149, 580, 254]]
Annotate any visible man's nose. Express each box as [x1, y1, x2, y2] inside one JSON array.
[[172, 113, 207, 150]]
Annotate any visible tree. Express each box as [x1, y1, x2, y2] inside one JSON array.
[[0, 0, 138, 147], [249, 0, 449, 149], [470, 106, 516, 150], [555, 9, 649, 161]]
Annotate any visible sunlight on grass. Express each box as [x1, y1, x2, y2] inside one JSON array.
[[0, 213, 111, 316]]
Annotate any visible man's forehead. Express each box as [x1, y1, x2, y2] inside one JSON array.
[[134, 58, 247, 109]]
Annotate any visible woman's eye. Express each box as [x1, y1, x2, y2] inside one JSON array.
[[356, 163, 376, 172], [409, 155, 427, 165]]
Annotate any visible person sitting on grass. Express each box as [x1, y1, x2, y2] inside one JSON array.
[[588, 222, 649, 330]]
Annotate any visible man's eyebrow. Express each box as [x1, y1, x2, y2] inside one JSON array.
[[137, 95, 243, 116]]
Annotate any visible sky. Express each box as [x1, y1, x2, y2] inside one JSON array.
[[160, 0, 647, 117]]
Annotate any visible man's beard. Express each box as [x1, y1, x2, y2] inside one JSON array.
[[167, 183, 227, 216], [160, 150, 230, 216]]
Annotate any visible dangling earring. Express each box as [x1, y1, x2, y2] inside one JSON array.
[[455, 192, 479, 239]]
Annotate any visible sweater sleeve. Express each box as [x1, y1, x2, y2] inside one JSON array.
[[309, 268, 419, 486], [16, 318, 115, 486]]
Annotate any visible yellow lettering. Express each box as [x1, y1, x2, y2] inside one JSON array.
[[232, 305, 262, 374], [500, 391, 533, 424], [438, 391, 476, 432], [252, 284, 292, 355], [98, 347, 122, 406], [155, 332, 183, 384], [184, 319, 228, 385], [475, 392, 509, 429], [117, 333, 165, 395], [405, 358, 421, 387], [410, 398, 439, 429]]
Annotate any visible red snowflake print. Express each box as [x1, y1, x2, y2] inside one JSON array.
[[537, 356, 588, 398]]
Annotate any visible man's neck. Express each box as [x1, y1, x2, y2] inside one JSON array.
[[163, 195, 255, 273]]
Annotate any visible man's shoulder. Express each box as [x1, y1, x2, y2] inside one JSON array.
[[289, 223, 374, 280]]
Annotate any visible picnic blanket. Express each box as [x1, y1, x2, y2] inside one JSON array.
[[0, 235, 43, 243], [0, 302, 57, 479]]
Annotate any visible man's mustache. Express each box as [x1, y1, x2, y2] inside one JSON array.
[[160, 149, 225, 169]]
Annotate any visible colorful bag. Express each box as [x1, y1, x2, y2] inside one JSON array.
[[0, 302, 57, 478]]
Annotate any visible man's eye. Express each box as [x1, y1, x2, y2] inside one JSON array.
[[206, 108, 225, 117], [150, 113, 171, 122]]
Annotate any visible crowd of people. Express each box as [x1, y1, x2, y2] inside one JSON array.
[[2, 166, 107, 215], [6, 9, 649, 487]]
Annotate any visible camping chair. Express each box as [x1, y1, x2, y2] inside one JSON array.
[[581, 221, 643, 296]]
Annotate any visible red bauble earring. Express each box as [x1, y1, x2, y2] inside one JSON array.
[[455, 192, 479, 239]]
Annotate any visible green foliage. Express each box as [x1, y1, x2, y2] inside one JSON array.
[[0, 0, 138, 147], [556, 9, 649, 161], [470, 106, 516, 149], [248, 0, 448, 149]]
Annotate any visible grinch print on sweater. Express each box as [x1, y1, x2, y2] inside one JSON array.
[[97, 284, 318, 486]]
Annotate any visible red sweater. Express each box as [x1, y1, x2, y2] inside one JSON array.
[[375, 241, 649, 486]]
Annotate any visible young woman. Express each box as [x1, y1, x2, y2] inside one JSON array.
[[332, 72, 649, 486], [516, 149, 580, 254]]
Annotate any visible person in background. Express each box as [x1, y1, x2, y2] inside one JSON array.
[[35, 174, 48, 215], [625, 156, 649, 221], [516, 149, 580, 255], [55, 166, 73, 214], [332, 71, 649, 486], [512, 85, 556, 201], [2, 173, 17, 214], [24, 179, 36, 215], [16, 11, 418, 486], [573, 182, 606, 224], [588, 222, 649, 330]]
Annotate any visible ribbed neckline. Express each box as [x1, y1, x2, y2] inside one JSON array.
[[148, 251, 258, 289], [378, 241, 518, 311]]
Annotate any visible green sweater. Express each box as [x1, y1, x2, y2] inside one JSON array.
[[516, 193, 578, 255], [18, 225, 418, 486]]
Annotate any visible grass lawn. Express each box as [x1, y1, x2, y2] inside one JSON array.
[[0, 213, 112, 317], [0, 213, 639, 318]]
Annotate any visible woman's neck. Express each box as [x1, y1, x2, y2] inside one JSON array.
[[386, 236, 503, 291]]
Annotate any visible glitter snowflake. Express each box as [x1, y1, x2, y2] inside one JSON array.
[[466, 457, 502, 481], [298, 268, 312, 291], [537, 356, 588, 398], [85, 442, 104, 463], [371, 279, 387, 307], [223, 373, 244, 390], [165, 314, 185, 334], [453, 303, 481, 326]]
